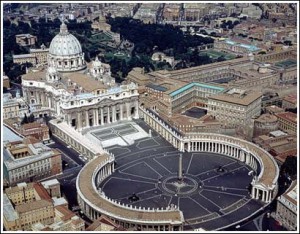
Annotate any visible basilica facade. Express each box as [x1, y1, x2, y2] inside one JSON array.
[[22, 22, 139, 131]]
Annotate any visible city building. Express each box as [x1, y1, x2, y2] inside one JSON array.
[[13, 44, 49, 65], [265, 105, 285, 115], [241, 4, 263, 19], [275, 180, 297, 231], [183, 3, 209, 21], [91, 14, 111, 31], [29, 44, 49, 64], [275, 111, 297, 134], [13, 54, 37, 65], [15, 34, 37, 46], [281, 93, 297, 110], [253, 130, 297, 163], [32, 205, 85, 231], [3, 182, 54, 231], [4, 181, 84, 231], [126, 47, 296, 94], [19, 122, 50, 143], [3, 138, 62, 186], [163, 3, 181, 22], [41, 179, 61, 198], [133, 3, 161, 24], [3, 93, 20, 119], [207, 88, 262, 127], [214, 38, 262, 55], [253, 114, 278, 138]]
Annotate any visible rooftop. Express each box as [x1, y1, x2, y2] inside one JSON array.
[[282, 93, 297, 104], [255, 114, 278, 123], [146, 83, 168, 92], [269, 130, 287, 137], [13, 54, 36, 59], [3, 194, 19, 222], [3, 140, 59, 170], [5, 182, 34, 194], [15, 199, 52, 213], [276, 112, 297, 123], [209, 88, 262, 106], [224, 39, 261, 52], [63, 72, 106, 92], [170, 82, 224, 97], [284, 180, 297, 204], [52, 197, 68, 207], [3, 125, 23, 142], [41, 179, 60, 189]]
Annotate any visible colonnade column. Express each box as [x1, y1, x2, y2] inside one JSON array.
[[262, 190, 266, 202]]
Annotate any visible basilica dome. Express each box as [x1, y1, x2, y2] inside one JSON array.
[[49, 24, 82, 56], [48, 22, 86, 72]]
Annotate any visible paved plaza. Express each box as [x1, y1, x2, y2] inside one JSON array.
[[98, 120, 265, 231], [84, 121, 149, 147]]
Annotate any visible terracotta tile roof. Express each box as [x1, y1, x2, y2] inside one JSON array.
[[55, 205, 75, 221], [33, 183, 52, 201], [276, 112, 297, 123], [15, 199, 52, 213]]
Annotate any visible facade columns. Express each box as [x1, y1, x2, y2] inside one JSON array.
[[112, 105, 116, 122], [95, 108, 99, 126], [92, 109, 96, 126], [85, 110, 89, 127], [48, 96, 51, 108], [134, 100, 139, 118], [120, 103, 123, 120], [126, 102, 131, 120], [77, 112, 82, 130], [100, 108, 104, 125], [107, 106, 110, 123]]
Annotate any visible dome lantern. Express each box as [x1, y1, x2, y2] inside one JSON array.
[[60, 22, 69, 35]]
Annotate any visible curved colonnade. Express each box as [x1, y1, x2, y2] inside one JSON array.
[[76, 107, 279, 230]]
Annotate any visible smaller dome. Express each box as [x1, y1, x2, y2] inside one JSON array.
[[93, 57, 102, 68]]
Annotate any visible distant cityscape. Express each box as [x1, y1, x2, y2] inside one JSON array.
[[2, 1, 298, 232]]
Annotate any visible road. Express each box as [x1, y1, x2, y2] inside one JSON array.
[[44, 136, 87, 210]]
